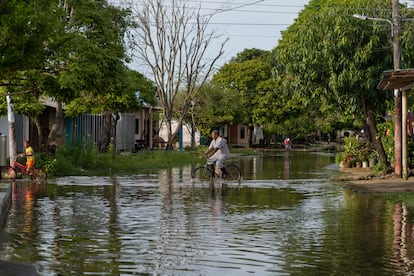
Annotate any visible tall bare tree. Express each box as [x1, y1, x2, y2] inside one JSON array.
[[129, 0, 227, 150]]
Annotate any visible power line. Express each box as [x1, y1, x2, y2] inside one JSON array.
[[111, 0, 305, 9], [213, 0, 265, 14], [209, 22, 290, 26], [186, 0, 306, 8], [228, 34, 281, 38], [111, 1, 392, 13]]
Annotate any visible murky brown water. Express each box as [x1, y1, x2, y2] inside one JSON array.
[[0, 151, 414, 275]]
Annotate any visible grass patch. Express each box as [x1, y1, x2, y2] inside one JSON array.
[[106, 150, 200, 175], [40, 144, 260, 177], [42, 145, 202, 177]]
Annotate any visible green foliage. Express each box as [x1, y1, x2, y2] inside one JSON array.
[[272, 0, 414, 163], [343, 136, 362, 160], [43, 158, 57, 177], [50, 144, 106, 176], [0, 0, 55, 73], [193, 83, 240, 134], [335, 152, 345, 164], [230, 48, 271, 63], [376, 119, 394, 165], [276, 0, 393, 115], [0, 0, 153, 127], [46, 145, 201, 177], [210, 50, 275, 136]]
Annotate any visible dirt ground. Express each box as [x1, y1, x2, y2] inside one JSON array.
[[332, 167, 414, 193]]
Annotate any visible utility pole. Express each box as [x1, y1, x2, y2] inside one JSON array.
[[6, 95, 16, 166], [392, 0, 402, 177]]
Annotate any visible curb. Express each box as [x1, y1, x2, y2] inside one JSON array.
[[0, 181, 11, 225]]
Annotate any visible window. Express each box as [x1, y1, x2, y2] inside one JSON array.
[[135, 119, 140, 135], [240, 126, 245, 139]]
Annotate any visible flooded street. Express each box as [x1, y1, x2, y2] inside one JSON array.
[[0, 151, 414, 275]]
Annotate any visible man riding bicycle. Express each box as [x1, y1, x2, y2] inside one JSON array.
[[202, 129, 229, 177]]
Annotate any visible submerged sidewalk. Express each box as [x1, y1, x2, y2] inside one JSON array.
[[332, 167, 414, 193], [0, 180, 39, 276], [0, 180, 11, 223]]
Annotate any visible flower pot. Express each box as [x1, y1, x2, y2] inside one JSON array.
[[362, 161, 369, 168], [343, 161, 352, 168], [369, 159, 376, 167]]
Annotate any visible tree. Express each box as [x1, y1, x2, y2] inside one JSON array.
[[129, 0, 227, 150], [192, 82, 241, 136], [0, 0, 59, 156], [276, 0, 414, 167], [0, 0, 146, 153], [64, 69, 156, 152], [212, 49, 273, 147], [43, 0, 136, 152]]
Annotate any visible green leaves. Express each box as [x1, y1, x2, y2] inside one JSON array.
[[0, 0, 151, 118], [277, 0, 395, 117], [212, 54, 272, 127]]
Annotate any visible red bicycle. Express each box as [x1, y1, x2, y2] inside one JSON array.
[[1, 159, 47, 182]]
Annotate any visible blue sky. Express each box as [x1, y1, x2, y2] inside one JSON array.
[[200, 0, 309, 63], [119, 0, 414, 73], [198, 0, 414, 64]]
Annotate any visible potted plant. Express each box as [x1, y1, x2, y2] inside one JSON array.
[[343, 136, 360, 167], [368, 149, 378, 168], [358, 144, 370, 168]]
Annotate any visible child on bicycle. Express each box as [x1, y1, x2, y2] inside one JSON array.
[[202, 130, 229, 177], [22, 140, 37, 178]]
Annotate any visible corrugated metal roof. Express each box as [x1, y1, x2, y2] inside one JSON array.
[[377, 69, 414, 90]]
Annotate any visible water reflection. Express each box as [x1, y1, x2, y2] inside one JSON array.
[[1, 153, 414, 275], [284, 152, 290, 179], [239, 151, 336, 180]]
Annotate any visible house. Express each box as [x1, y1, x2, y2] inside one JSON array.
[[0, 115, 29, 157], [157, 120, 263, 148], [66, 106, 159, 152], [220, 125, 264, 147], [158, 120, 201, 149], [1, 97, 159, 154]]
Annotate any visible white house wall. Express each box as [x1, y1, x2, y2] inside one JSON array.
[[159, 120, 200, 148]]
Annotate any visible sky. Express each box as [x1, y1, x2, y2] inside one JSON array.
[[116, 0, 414, 72], [114, 0, 310, 70], [203, 0, 414, 64], [197, 0, 310, 63]]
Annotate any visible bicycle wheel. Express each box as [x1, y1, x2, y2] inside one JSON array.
[[224, 164, 241, 182], [1, 167, 17, 181], [191, 166, 213, 182], [32, 168, 47, 182]]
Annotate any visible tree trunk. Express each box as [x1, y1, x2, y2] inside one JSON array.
[[366, 106, 390, 169], [165, 118, 174, 150], [31, 116, 43, 152], [47, 101, 64, 153], [98, 111, 113, 153], [164, 107, 186, 151], [247, 126, 254, 148]]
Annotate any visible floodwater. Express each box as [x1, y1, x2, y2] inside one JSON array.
[[0, 151, 414, 275]]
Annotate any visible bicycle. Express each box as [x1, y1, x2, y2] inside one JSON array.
[[1, 159, 47, 182], [191, 161, 241, 184]]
